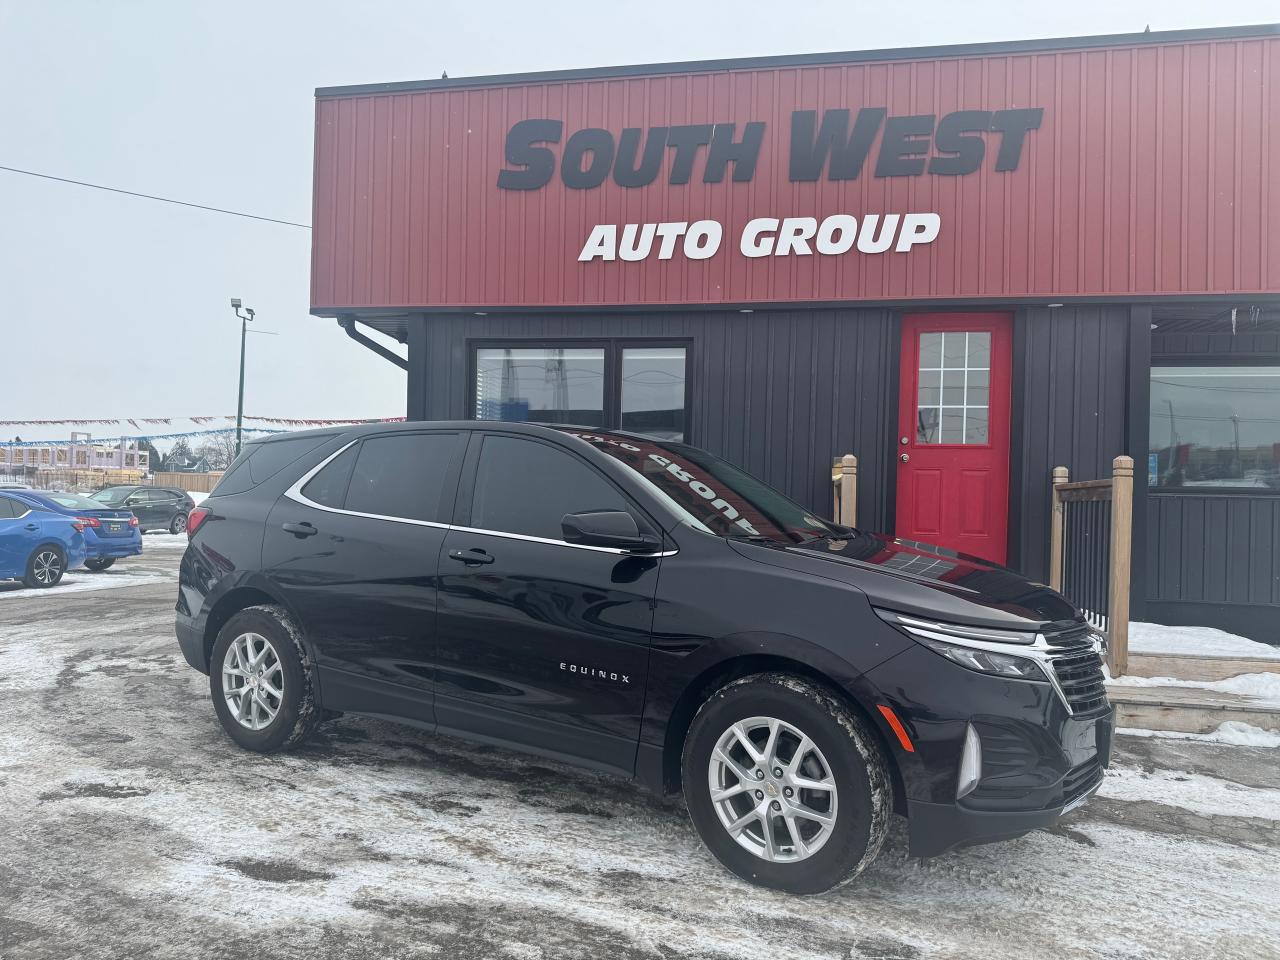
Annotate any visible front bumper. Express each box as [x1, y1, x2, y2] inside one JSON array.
[[861, 643, 1113, 858]]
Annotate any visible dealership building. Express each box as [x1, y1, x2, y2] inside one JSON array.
[[311, 24, 1280, 640]]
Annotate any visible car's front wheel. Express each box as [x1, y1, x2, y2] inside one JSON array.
[[209, 605, 320, 752], [682, 673, 892, 895], [23, 545, 66, 588], [84, 557, 115, 572]]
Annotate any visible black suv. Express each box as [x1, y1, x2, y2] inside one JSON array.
[[175, 422, 1111, 894], [92, 485, 195, 534]]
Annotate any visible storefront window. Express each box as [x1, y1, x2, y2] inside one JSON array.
[[474, 347, 605, 427], [473, 341, 689, 440], [621, 347, 686, 441], [1150, 365, 1280, 489]]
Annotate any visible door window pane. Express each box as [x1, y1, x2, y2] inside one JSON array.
[[621, 347, 686, 441], [1150, 366, 1280, 489], [302, 445, 358, 508], [916, 330, 993, 445], [470, 435, 630, 541], [475, 347, 605, 427], [344, 433, 463, 522]]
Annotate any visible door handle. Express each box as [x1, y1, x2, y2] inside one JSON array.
[[25, 523, 39, 530], [900, 453, 910, 462], [281, 521, 318, 538], [448, 548, 494, 566]]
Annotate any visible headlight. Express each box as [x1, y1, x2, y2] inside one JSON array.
[[874, 609, 1049, 681]]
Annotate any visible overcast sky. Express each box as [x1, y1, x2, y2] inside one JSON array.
[[1, 0, 1275, 440]]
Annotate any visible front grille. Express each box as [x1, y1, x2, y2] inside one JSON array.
[[1043, 623, 1109, 715]]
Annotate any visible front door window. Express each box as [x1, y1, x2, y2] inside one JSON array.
[[915, 331, 992, 445]]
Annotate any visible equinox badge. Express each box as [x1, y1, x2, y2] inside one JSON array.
[[561, 662, 630, 684]]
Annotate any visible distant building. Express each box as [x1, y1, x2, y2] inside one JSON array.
[[0, 432, 150, 474]]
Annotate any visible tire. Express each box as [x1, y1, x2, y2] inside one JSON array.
[[169, 512, 188, 535], [84, 557, 116, 572], [23, 545, 67, 588], [209, 605, 320, 753], [681, 673, 892, 895]]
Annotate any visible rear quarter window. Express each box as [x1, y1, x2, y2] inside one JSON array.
[[209, 434, 334, 496]]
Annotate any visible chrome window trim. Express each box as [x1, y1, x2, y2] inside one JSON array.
[[283, 437, 678, 557]]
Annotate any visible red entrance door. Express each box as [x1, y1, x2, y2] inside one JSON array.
[[895, 313, 1012, 564]]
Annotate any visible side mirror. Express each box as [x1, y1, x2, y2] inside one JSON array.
[[561, 510, 660, 552]]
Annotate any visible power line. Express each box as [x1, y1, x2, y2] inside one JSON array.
[[0, 164, 311, 229]]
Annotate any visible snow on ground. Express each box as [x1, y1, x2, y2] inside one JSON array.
[[1118, 722, 1280, 748], [1129, 621, 1280, 658], [1098, 766, 1280, 820], [3, 551, 1280, 959], [1109, 671, 1280, 704]]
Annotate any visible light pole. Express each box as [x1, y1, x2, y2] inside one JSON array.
[[229, 298, 255, 455]]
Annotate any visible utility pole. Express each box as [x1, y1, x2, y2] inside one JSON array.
[[229, 298, 255, 455]]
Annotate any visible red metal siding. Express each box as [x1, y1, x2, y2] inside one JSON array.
[[311, 34, 1280, 312]]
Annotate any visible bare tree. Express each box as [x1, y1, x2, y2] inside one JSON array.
[[195, 433, 238, 471]]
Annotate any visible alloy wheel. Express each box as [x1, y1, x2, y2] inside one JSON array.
[[33, 550, 63, 585], [172, 513, 187, 534], [221, 632, 285, 731], [708, 716, 839, 863]]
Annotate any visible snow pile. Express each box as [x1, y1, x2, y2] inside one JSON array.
[[1128, 621, 1280, 658], [1108, 671, 1280, 705], [1118, 722, 1280, 748]]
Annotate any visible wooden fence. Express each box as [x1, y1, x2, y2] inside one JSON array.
[[153, 471, 224, 493], [1049, 456, 1135, 676], [830, 455, 858, 527]]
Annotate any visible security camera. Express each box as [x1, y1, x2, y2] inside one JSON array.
[[230, 298, 242, 309]]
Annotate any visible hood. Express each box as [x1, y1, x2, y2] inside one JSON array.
[[729, 530, 1079, 628]]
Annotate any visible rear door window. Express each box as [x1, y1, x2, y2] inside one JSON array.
[[0, 497, 18, 519], [301, 445, 359, 508], [343, 433, 465, 523], [469, 435, 631, 541]]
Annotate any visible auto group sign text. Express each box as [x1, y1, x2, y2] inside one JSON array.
[[496, 106, 1044, 263]]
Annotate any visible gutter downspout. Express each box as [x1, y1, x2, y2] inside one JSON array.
[[338, 317, 409, 370]]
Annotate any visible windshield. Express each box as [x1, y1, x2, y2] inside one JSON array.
[[91, 487, 133, 502], [567, 431, 840, 544], [41, 493, 109, 511]]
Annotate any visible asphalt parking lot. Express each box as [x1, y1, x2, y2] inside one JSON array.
[[2, 541, 1278, 960]]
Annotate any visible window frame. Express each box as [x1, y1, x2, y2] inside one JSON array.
[[467, 337, 694, 443], [1148, 353, 1280, 496]]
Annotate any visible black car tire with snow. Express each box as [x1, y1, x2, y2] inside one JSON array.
[[682, 674, 892, 895], [209, 605, 321, 753], [84, 557, 116, 572]]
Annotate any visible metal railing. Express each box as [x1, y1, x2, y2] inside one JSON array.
[[1049, 456, 1134, 676], [830, 455, 858, 527]]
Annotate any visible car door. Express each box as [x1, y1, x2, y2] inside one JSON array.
[[125, 489, 155, 527], [0, 495, 36, 576], [151, 490, 179, 525], [261, 430, 467, 723], [435, 432, 664, 776]]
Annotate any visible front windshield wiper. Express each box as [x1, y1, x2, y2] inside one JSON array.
[[726, 533, 783, 545]]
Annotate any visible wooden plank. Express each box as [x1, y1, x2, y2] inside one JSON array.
[[1127, 653, 1280, 681], [1108, 456, 1133, 676], [1050, 466, 1068, 591]]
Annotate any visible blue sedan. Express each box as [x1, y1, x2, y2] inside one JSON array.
[[0, 491, 87, 588], [8, 490, 142, 571]]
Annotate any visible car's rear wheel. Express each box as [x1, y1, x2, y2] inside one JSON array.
[[682, 673, 892, 895], [84, 557, 116, 572], [23, 546, 66, 588], [169, 512, 187, 535], [209, 605, 320, 752]]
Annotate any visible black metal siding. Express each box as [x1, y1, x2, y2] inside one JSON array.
[[410, 309, 900, 530], [1009, 306, 1134, 582]]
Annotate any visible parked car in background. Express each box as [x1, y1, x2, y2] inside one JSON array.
[[0, 482, 33, 489], [91, 485, 195, 534], [176, 423, 1111, 894], [8, 490, 141, 571], [0, 492, 87, 587]]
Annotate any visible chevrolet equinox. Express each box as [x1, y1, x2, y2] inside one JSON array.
[[175, 422, 1111, 894]]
